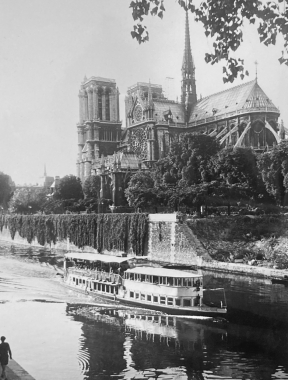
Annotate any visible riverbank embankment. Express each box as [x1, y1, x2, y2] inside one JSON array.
[[1, 213, 288, 280], [6, 359, 35, 380]]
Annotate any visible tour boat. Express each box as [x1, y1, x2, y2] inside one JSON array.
[[63, 252, 227, 317]]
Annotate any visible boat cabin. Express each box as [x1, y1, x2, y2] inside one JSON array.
[[122, 267, 203, 308]]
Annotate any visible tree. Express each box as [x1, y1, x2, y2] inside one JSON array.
[[9, 187, 49, 214], [257, 141, 288, 205], [155, 133, 220, 187], [54, 175, 83, 201], [129, 0, 288, 82], [125, 171, 157, 209], [0, 172, 14, 209], [83, 175, 101, 199], [208, 147, 272, 213]]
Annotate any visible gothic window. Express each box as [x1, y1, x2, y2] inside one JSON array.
[[105, 88, 111, 121], [134, 104, 143, 122], [129, 128, 148, 160], [98, 88, 103, 120]]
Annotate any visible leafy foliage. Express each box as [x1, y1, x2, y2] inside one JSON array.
[[129, 0, 288, 81], [0, 213, 149, 255], [125, 171, 157, 209], [9, 187, 49, 214], [155, 133, 220, 186], [210, 147, 271, 204], [0, 172, 14, 209], [257, 141, 288, 205], [54, 175, 83, 201], [83, 175, 101, 199]]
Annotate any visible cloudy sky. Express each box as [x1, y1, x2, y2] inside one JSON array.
[[0, 0, 287, 185]]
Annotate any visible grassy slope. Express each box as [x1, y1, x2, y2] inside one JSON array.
[[187, 215, 288, 269]]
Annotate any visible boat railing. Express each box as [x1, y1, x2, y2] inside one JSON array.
[[68, 268, 121, 284]]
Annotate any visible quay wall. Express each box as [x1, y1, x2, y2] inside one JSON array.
[[147, 214, 211, 265], [1, 213, 288, 279]]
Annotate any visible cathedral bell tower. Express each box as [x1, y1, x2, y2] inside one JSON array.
[[181, 11, 197, 123]]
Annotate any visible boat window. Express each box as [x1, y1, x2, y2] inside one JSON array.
[[160, 296, 166, 305], [183, 299, 191, 307], [167, 277, 173, 286], [147, 295, 152, 302], [184, 278, 192, 287], [141, 294, 145, 301], [130, 273, 134, 281], [175, 278, 182, 286], [153, 276, 159, 284], [146, 275, 151, 282], [167, 297, 173, 306], [154, 316, 159, 322], [168, 317, 174, 326], [153, 296, 158, 303], [130, 291, 134, 298], [194, 295, 200, 306], [135, 293, 140, 299], [175, 299, 181, 306], [160, 316, 166, 325], [141, 274, 145, 282], [72, 277, 75, 282]]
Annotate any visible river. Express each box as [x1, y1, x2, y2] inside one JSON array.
[[0, 242, 288, 380]]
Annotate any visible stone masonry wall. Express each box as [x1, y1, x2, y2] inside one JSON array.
[[148, 214, 208, 265]]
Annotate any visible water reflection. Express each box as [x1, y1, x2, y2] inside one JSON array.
[[67, 306, 288, 379]]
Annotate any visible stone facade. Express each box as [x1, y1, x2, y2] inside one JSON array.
[[76, 76, 122, 183]]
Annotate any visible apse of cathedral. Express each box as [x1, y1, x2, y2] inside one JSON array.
[[76, 12, 285, 207]]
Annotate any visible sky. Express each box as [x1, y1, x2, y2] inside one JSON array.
[[0, 0, 287, 185]]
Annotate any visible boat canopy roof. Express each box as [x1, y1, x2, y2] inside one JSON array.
[[65, 252, 133, 264], [126, 266, 201, 278]]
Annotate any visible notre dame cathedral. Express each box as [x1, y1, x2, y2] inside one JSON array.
[[76, 12, 285, 207]]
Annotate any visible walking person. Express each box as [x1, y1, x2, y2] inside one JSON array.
[[0, 336, 12, 380]]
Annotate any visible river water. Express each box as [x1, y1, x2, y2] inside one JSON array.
[[0, 243, 288, 380]]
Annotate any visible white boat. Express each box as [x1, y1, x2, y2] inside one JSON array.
[[63, 252, 227, 317]]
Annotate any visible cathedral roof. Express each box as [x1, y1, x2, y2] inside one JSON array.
[[189, 79, 279, 124], [153, 100, 185, 123]]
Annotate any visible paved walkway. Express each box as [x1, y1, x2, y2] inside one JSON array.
[[5, 359, 35, 380]]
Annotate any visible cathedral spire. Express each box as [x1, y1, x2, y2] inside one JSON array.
[[181, 11, 197, 121]]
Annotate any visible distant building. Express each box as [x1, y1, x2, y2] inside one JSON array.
[[16, 167, 55, 191]]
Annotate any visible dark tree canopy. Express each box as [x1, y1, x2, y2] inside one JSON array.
[[9, 187, 49, 214], [125, 171, 157, 209], [155, 133, 220, 186], [257, 141, 288, 205], [54, 175, 83, 201], [83, 175, 101, 199], [0, 172, 14, 209], [130, 0, 288, 82]]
